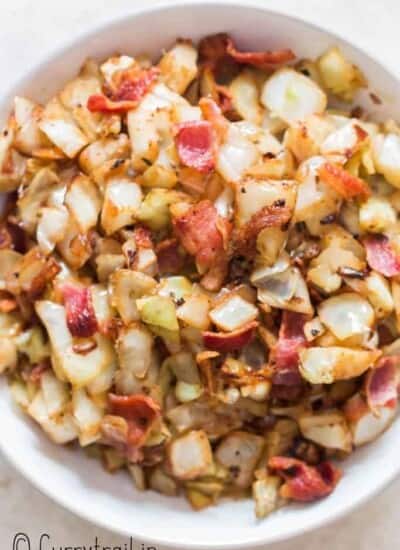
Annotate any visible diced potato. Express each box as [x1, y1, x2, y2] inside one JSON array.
[[261, 68, 327, 124], [317, 47, 366, 101], [209, 295, 258, 332], [101, 177, 142, 235], [158, 41, 198, 94], [39, 97, 88, 158], [168, 430, 213, 480], [299, 347, 381, 384], [359, 196, 396, 233], [215, 431, 264, 488], [298, 410, 352, 452]]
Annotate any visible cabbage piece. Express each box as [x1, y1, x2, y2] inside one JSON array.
[[18, 167, 60, 233], [298, 410, 352, 452], [101, 177, 142, 235], [40, 370, 69, 418], [65, 174, 102, 232], [36, 300, 115, 387], [167, 430, 213, 480], [117, 323, 154, 379], [299, 347, 381, 384], [79, 134, 130, 182], [176, 294, 211, 330], [158, 41, 198, 94], [285, 114, 334, 162], [252, 476, 281, 519], [372, 133, 400, 188], [209, 295, 258, 332], [0, 123, 26, 192], [359, 196, 396, 233], [158, 276, 193, 301], [229, 69, 263, 125], [13, 96, 52, 156], [72, 388, 104, 446], [317, 47, 366, 101], [138, 189, 186, 231], [216, 124, 260, 183], [137, 295, 179, 332], [261, 68, 327, 124], [215, 431, 264, 488], [39, 97, 88, 158], [236, 178, 297, 226], [36, 206, 69, 254], [0, 337, 17, 374], [15, 326, 49, 364], [110, 270, 156, 325], [318, 293, 375, 341], [28, 390, 78, 444]]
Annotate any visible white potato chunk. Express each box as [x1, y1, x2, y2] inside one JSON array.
[[261, 68, 327, 124], [168, 430, 213, 480]]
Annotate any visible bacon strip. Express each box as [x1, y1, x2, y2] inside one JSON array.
[[203, 321, 259, 352], [199, 33, 295, 71], [173, 200, 231, 290], [318, 162, 371, 199], [365, 356, 400, 415], [174, 121, 216, 173], [226, 36, 295, 69], [364, 234, 400, 277], [268, 456, 341, 502], [230, 203, 291, 260], [271, 311, 308, 386], [87, 67, 159, 113], [199, 97, 229, 143], [103, 394, 161, 462], [60, 284, 98, 338]]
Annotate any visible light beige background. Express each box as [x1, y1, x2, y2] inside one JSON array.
[[0, 0, 399, 548]]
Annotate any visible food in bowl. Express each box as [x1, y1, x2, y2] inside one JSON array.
[[0, 31, 399, 519]]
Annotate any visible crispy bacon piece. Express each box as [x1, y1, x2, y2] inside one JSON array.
[[172, 200, 231, 290], [203, 321, 259, 352], [364, 234, 400, 277], [103, 394, 161, 462], [318, 162, 371, 199], [231, 203, 291, 260], [134, 225, 153, 248], [365, 356, 400, 415], [25, 256, 61, 300], [271, 311, 308, 386], [87, 67, 159, 113], [60, 284, 98, 338], [199, 33, 295, 71], [226, 36, 295, 69], [174, 121, 216, 173], [268, 456, 341, 502], [156, 238, 185, 275]]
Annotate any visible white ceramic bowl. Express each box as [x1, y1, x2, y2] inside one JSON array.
[[1, 2, 400, 548]]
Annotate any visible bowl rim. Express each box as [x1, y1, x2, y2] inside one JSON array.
[[1, 1, 399, 548]]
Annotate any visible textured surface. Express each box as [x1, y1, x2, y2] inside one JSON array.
[[1, 0, 400, 548]]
